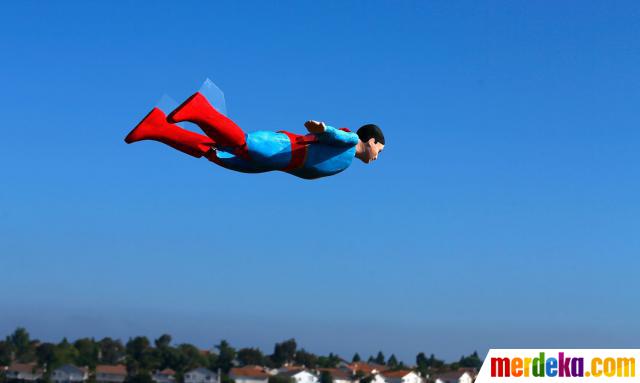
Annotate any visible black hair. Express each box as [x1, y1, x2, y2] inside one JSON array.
[[356, 124, 385, 145]]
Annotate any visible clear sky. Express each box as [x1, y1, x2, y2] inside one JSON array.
[[1, 0, 639, 363]]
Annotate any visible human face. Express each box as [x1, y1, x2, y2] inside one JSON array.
[[361, 137, 385, 163]]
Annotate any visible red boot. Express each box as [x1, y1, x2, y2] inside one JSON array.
[[125, 107, 216, 158], [167, 92, 247, 149]]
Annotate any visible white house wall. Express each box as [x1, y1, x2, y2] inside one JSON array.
[[291, 372, 318, 383]]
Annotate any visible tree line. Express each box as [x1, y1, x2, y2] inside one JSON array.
[[0, 328, 482, 383]]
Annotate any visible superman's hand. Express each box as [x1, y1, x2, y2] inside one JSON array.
[[304, 120, 326, 134]]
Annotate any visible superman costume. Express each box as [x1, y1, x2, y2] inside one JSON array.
[[125, 92, 359, 180]]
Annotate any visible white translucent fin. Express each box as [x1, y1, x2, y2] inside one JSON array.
[[155, 93, 178, 114], [155, 93, 189, 128], [199, 78, 227, 116]]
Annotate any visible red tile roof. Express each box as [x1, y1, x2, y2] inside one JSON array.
[[381, 370, 413, 378], [317, 368, 352, 380], [348, 363, 388, 374], [96, 365, 127, 375], [7, 363, 43, 374], [158, 369, 176, 376], [230, 367, 269, 379]]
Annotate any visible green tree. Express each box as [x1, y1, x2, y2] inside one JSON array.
[[156, 346, 183, 371], [126, 337, 150, 362], [8, 328, 30, 355], [319, 371, 333, 383], [176, 344, 207, 372], [207, 352, 219, 373], [0, 341, 12, 365], [36, 343, 56, 368], [293, 349, 317, 368], [53, 338, 79, 367], [458, 351, 482, 369], [352, 353, 361, 363], [416, 353, 428, 371], [74, 338, 99, 368], [317, 353, 340, 368], [214, 340, 236, 374], [8, 328, 35, 362], [374, 351, 385, 365], [152, 335, 179, 371], [237, 348, 265, 366], [125, 373, 153, 383], [387, 355, 398, 369], [271, 339, 296, 367], [126, 337, 156, 373], [154, 335, 172, 350], [427, 354, 444, 369], [99, 338, 125, 364]]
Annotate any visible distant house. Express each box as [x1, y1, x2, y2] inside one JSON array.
[[374, 371, 423, 383], [277, 370, 318, 383], [51, 364, 89, 383], [347, 363, 387, 376], [95, 365, 128, 383], [184, 368, 218, 383], [454, 369, 477, 379], [5, 363, 44, 381], [432, 371, 473, 383], [317, 368, 354, 383], [153, 369, 177, 383], [275, 367, 305, 375], [229, 366, 270, 383]]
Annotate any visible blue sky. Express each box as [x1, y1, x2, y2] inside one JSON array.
[[1, 0, 639, 362]]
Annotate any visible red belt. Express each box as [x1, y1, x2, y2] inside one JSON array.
[[278, 128, 352, 171], [278, 131, 317, 171]]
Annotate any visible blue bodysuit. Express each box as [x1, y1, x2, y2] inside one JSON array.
[[211, 126, 359, 180]]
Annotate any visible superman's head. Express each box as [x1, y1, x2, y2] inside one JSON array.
[[356, 124, 385, 163]]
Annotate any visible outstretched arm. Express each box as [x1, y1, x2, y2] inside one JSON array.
[[304, 120, 359, 147]]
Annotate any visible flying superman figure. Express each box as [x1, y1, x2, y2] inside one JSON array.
[[124, 92, 385, 180]]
